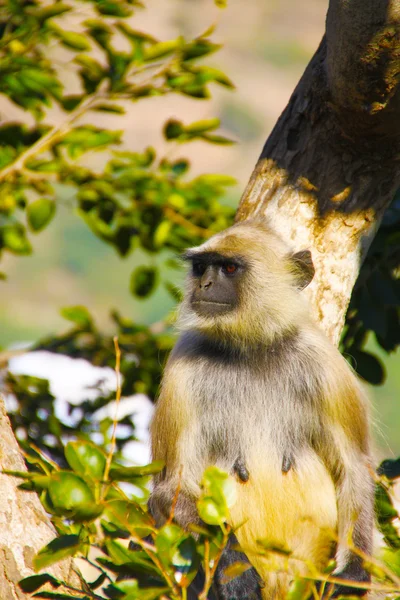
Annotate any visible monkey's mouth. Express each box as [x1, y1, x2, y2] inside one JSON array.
[[192, 301, 231, 306], [191, 300, 234, 317]]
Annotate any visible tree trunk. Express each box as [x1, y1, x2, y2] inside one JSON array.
[[0, 402, 79, 598], [238, 0, 400, 345]]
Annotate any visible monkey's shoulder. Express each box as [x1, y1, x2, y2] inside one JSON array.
[[169, 328, 327, 383], [170, 329, 300, 367]]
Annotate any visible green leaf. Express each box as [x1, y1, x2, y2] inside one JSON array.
[[55, 30, 92, 51], [201, 133, 235, 145], [286, 579, 314, 600], [0, 146, 16, 169], [257, 539, 292, 556], [19, 574, 61, 593], [60, 305, 92, 327], [154, 221, 172, 247], [27, 198, 56, 232], [220, 561, 252, 584], [143, 40, 180, 62], [125, 587, 168, 600], [378, 458, 400, 480], [3, 470, 50, 491], [25, 159, 60, 172], [2, 223, 32, 255], [130, 266, 159, 298], [34, 3, 71, 21], [48, 471, 102, 521], [164, 119, 184, 140], [185, 118, 220, 134], [94, 103, 126, 114], [65, 441, 106, 480], [351, 350, 385, 385], [127, 590, 168, 600], [61, 127, 122, 158], [182, 39, 220, 61], [28, 593, 89, 599], [20, 69, 61, 93], [197, 466, 236, 525], [215, 0, 227, 6], [104, 500, 154, 536], [74, 55, 105, 79], [197, 496, 224, 526], [33, 535, 82, 571], [195, 174, 237, 187], [109, 460, 165, 482], [96, 0, 132, 17]]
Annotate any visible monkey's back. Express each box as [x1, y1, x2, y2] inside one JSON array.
[[151, 327, 361, 598]]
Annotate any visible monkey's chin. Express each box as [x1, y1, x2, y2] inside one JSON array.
[[191, 300, 234, 318]]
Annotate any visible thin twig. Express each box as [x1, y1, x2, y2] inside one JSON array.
[[0, 87, 106, 182], [164, 206, 211, 239], [166, 466, 183, 526], [199, 525, 231, 600], [130, 532, 181, 597], [102, 336, 122, 490]]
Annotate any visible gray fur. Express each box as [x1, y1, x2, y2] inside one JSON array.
[[150, 221, 374, 598]]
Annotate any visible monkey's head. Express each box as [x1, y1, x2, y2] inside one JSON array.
[[178, 219, 315, 346]]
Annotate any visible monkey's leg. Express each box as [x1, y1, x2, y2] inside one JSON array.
[[329, 457, 374, 597], [214, 533, 262, 600]]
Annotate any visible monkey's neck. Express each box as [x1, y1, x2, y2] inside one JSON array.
[[179, 327, 300, 362]]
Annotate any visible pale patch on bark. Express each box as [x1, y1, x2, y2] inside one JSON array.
[[238, 159, 383, 345]]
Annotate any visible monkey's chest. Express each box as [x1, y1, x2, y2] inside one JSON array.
[[191, 361, 319, 465]]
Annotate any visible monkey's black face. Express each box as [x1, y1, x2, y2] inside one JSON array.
[[184, 251, 244, 318]]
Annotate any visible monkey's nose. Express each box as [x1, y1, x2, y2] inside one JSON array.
[[201, 279, 213, 289]]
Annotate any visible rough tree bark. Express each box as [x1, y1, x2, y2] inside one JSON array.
[[238, 0, 400, 345], [0, 403, 80, 598]]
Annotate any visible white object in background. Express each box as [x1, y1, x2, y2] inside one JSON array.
[[8, 351, 154, 465]]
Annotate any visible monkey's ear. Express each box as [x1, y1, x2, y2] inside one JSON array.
[[290, 250, 315, 290]]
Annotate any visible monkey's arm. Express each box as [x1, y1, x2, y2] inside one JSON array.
[[325, 374, 374, 596], [150, 362, 202, 528]]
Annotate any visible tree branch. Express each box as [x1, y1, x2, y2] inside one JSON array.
[[326, 0, 400, 136], [238, 1, 400, 344]]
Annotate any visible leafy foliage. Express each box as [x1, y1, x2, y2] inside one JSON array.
[[0, 0, 234, 262], [341, 200, 400, 384], [11, 444, 235, 600], [8, 440, 400, 599]]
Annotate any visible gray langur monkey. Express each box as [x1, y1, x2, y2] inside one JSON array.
[[149, 219, 374, 600]]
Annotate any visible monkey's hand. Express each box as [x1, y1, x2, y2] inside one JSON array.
[[233, 457, 249, 483], [282, 454, 294, 473]]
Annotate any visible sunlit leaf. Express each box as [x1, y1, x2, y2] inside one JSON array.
[[60, 305, 92, 327], [33, 535, 82, 571], [65, 441, 106, 480], [27, 198, 56, 232], [130, 266, 159, 298], [19, 574, 61, 593], [143, 40, 180, 61]]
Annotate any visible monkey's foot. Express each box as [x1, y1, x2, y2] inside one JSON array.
[[323, 568, 370, 597]]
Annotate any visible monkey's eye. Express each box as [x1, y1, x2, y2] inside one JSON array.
[[192, 262, 207, 277], [222, 263, 238, 275]]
